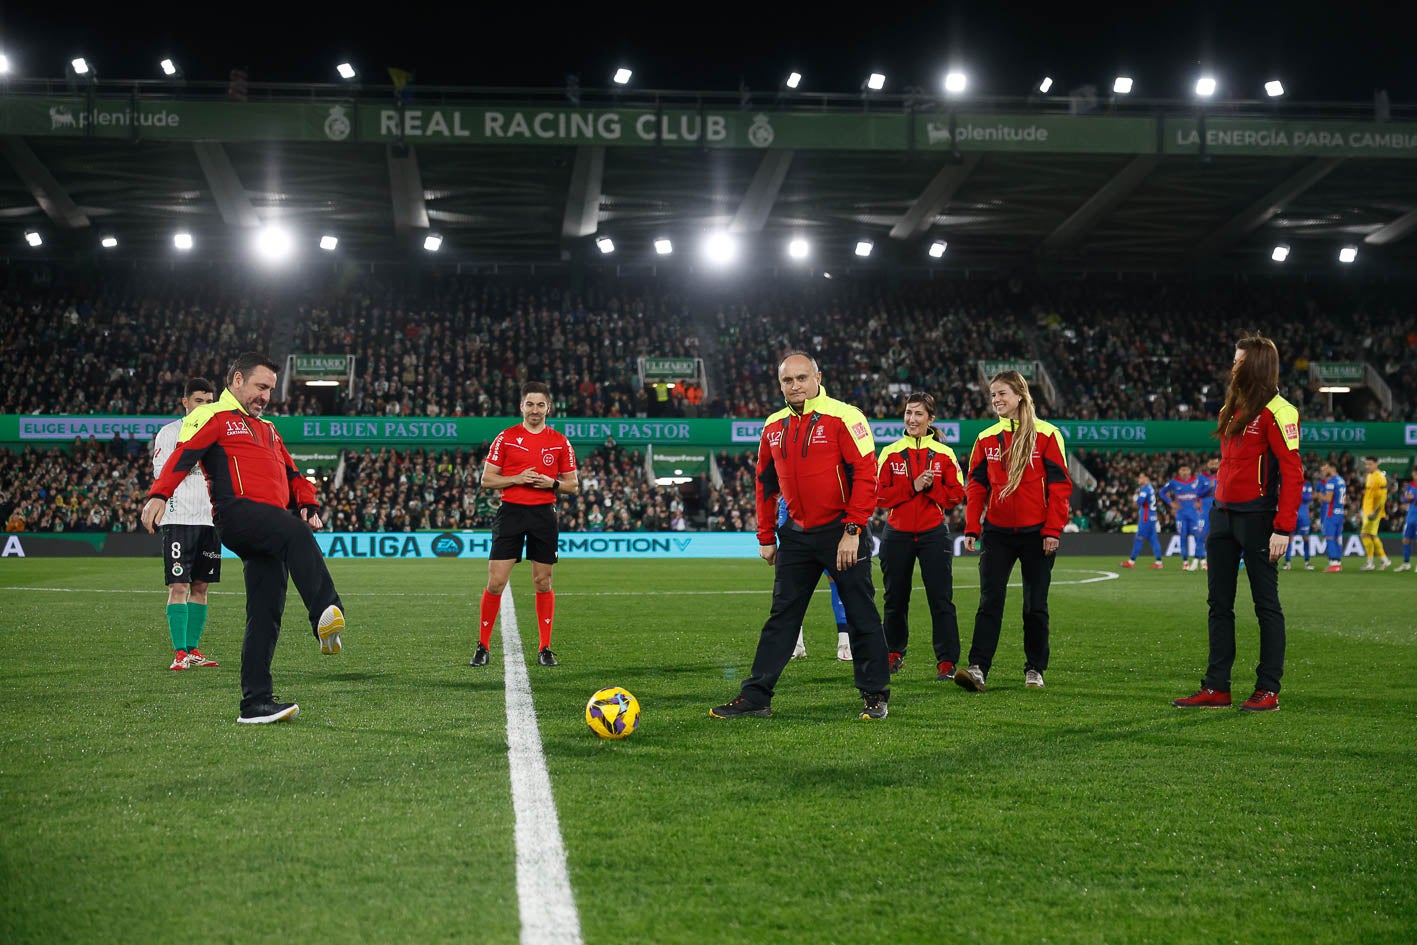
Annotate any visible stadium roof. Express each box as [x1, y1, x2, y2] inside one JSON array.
[[3, 81, 1417, 274]]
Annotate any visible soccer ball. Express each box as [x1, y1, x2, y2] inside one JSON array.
[[585, 687, 640, 740]]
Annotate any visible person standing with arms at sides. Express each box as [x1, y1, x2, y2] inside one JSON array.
[[1358, 457, 1392, 571], [1397, 468, 1417, 572], [152, 377, 221, 671], [875, 392, 966, 680], [472, 382, 579, 669], [1283, 478, 1316, 571], [1161, 465, 1207, 572], [142, 353, 346, 725], [1122, 472, 1164, 570], [710, 352, 892, 721], [1316, 461, 1347, 572], [955, 371, 1071, 693], [1174, 334, 1301, 712]]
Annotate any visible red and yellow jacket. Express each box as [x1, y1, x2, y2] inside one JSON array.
[[1214, 395, 1303, 533], [876, 433, 965, 532], [148, 388, 318, 513], [964, 418, 1071, 538], [755, 385, 877, 545]]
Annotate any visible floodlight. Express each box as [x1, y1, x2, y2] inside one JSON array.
[[1113, 76, 1133, 95], [1271, 244, 1289, 262], [423, 233, 443, 252], [788, 238, 809, 259], [613, 67, 632, 85], [336, 62, 356, 80], [929, 240, 947, 259], [24, 230, 42, 247], [1338, 246, 1357, 264], [854, 240, 873, 257], [866, 73, 885, 91], [1318, 386, 1352, 394], [943, 71, 967, 94], [704, 231, 737, 265], [1195, 76, 1217, 97], [254, 225, 294, 262], [319, 235, 339, 251], [1038, 77, 1053, 93], [160, 58, 177, 76], [100, 236, 118, 249], [71, 57, 90, 75], [0, 54, 11, 74], [786, 72, 801, 89], [173, 232, 193, 251], [1265, 79, 1285, 98], [595, 236, 615, 254], [654, 238, 673, 255]]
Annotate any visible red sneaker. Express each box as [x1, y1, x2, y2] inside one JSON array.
[[888, 651, 904, 674], [1172, 687, 1232, 708], [1150, 561, 1164, 570], [185, 648, 219, 668], [1324, 564, 1342, 573], [169, 650, 189, 671], [1240, 689, 1279, 712], [1121, 560, 1136, 568], [935, 660, 956, 681]]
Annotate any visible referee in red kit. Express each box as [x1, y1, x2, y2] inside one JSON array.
[[471, 382, 579, 669]]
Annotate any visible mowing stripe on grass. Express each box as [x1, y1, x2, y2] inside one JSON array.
[[498, 582, 584, 945]]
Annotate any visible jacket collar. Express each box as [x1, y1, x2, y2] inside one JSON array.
[[218, 388, 250, 416]]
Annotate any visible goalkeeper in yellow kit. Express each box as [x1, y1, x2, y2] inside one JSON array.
[[1359, 456, 1392, 571]]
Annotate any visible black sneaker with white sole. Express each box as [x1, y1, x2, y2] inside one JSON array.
[[237, 701, 299, 724], [537, 647, 558, 666], [709, 696, 772, 719], [859, 691, 889, 720], [469, 644, 490, 667]]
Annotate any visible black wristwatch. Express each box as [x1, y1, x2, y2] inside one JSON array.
[[844, 523, 861, 536]]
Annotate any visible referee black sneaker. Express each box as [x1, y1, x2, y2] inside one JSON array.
[[537, 647, 559, 666], [469, 644, 490, 667], [709, 696, 772, 719], [859, 691, 889, 720], [237, 701, 299, 724]]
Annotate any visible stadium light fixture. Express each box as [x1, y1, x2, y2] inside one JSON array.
[[1113, 76, 1133, 95], [943, 71, 967, 94], [1038, 76, 1053, 94], [173, 231, 193, 252], [866, 73, 885, 91], [100, 235, 118, 249], [595, 236, 615, 255], [786, 72, 802, 89], [703, 231, 738, 265], [70, 57, 90, 76], [160, 58, 178, 77], [654, 237, 673, 255], [0, 53, 11, 75], [1195, 75, 1217, 97], [254, 225, 294, 263], [854, 240, 874, 258], [319, 234, 339, 251], [1270, 244, 1290, 263], [1265, 79, 1285, 98], [1338, 246, 1358, 264], [787, 238, 809, 260], [336, 62, 357, 80], [613, 67, 632, 85], [24, 230, 42, 248], [423, 233, 443, 252], [1318, 386, 1352, 394], [929, 240, 947, 259]]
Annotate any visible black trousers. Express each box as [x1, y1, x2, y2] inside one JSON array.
[[216, 498, 342, 712], [880, 524, 960, 664], [741, 526, 890, 704], [1204, 507, 1285, 693], [967, 529, 1054, 676]]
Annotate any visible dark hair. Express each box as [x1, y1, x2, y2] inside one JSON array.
[[1215, 333, 1280, 440], [904, 391, 940, 439], [226, 352, 279, 386], [1365, 455, 1378, 464], [522, 381, 552, 399], [185, 377, 216, 398]]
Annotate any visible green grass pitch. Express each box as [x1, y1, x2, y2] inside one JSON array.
[[1, 556, 1414, 944]]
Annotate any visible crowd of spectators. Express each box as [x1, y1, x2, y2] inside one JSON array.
[[1, 439, 147, 534]]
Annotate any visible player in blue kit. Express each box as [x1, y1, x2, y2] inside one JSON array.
[[1316, 461, 1347, 572], [781, 498, 851, 659], [1121, 473, 1163, 569], [1398, 468, 1417, 573], [1283, 479, 1316, 570], [1161, 465, 1206, 571], [1195, 458, 1218, 568]]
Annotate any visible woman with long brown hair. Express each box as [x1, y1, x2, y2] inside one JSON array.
[[955, 371, 1071, 692], [1174, 333, 1302, 712]]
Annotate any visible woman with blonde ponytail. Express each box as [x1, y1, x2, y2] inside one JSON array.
[[955, 371, 1072, 693]]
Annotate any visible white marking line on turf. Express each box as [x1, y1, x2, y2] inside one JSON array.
[[498, 582, 584, 945]]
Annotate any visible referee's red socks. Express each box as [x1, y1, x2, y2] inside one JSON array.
[[535, 590, 555, 649], [478, 589, 501, 647]]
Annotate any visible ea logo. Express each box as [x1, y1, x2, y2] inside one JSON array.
[[431, 533, 463, 558]]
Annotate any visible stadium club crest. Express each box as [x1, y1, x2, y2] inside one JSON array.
[[748, 114, 776, 148], [324, 105, 352, 141]]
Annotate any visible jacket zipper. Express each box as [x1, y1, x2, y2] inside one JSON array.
[[233, 456, 245, 495]]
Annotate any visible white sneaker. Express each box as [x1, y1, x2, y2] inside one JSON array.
[[1396, 563, 1412, 572], [954, 663, 987, 692], [1282, 561, 1292, 570], [1305, 563, 1315, 570], [1025, 669, 1045, 689], [1379, 558, 1391, 571], [836, 632, 852, 662], [1200, 560, 1208, 571], [1184, 560, 1198, 572], [317, 604, 345, 655], [1360, 563, 1375, 571], [791, 628, 807, 660]]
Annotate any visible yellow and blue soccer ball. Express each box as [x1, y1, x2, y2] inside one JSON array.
[[585, 687, 640, 739]]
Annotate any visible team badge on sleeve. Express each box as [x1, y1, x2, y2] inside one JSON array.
[[851, 421, 868, 440], [1283, 422, 1299, 448]]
